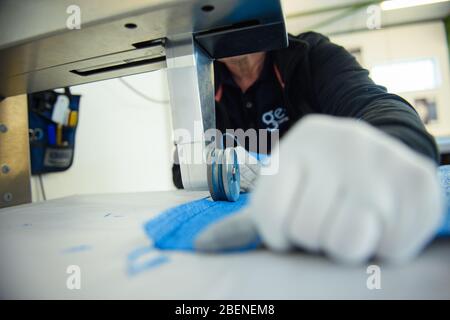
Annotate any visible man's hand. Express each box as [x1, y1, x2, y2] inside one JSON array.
[[196, 115, 444, 264], [235, 146, 260, 192]]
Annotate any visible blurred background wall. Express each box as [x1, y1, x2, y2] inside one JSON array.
[[30, 71, 175, 201]]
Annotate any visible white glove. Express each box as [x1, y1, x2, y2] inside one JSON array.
[[196, 115, 444, 264], [235, 146, 261, 192]]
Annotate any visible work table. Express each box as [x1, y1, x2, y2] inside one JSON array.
[[0, 191, 449, 299]]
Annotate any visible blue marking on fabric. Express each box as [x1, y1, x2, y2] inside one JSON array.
[[437, 165, 450, 237], [127, 246, 170, 276], [144, 193, 254, 251], [104, 213, 124, 218], [61, 244, 92, 254]]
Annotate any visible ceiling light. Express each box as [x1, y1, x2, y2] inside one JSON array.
[[381, 0, 449, 11]]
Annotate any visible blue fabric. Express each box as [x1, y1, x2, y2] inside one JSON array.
[[437, 166, 450, 237], [144, 193, 258, 251], [127, 246, 170, 276], [144, 167, 450, 252]]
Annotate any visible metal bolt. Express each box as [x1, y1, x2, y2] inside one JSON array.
[[1, 164, 10, 174], [0, 124, 7, 133], [3, 192, 13, 202]]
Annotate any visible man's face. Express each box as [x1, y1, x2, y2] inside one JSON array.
[[218, 54, 250, 65], [218, 52, 265, 66]]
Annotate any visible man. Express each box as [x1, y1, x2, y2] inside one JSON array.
[[174, 32, 443, 264]]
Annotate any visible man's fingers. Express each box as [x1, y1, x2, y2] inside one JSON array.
[[376, 164, 443, 263], [321, 195, 382, 264], [286, 167, 340, 252], [194, 211, 261, 252], [246, 144, 303, 251], [235, 146, 261, 176], [240, 165, 258, 192]]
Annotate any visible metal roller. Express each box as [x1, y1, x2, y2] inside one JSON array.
[[207, 147, 240, 202]]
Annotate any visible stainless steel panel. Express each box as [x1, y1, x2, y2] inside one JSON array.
[[2, 42, 167, 96], [166, 34, 215, 190], [0, 0, 286, 97]]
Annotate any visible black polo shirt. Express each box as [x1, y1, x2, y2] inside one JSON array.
[[214, 53, 290, 153]]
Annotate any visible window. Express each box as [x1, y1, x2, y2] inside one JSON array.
[[370, 59, 440, 93]]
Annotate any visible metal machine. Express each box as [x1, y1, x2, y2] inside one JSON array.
[[0, 0, 288, 207]]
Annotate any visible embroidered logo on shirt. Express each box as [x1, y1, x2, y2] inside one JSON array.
[[262, 107, 289, 130]]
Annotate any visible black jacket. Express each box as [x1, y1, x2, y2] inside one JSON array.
[[172, 32, 439, 188]]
